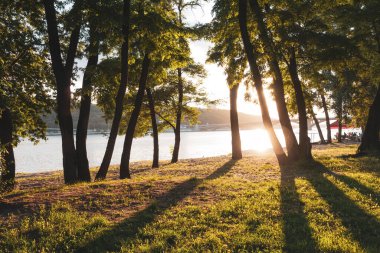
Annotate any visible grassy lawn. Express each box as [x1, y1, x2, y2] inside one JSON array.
[[0, 144, 379, 252]]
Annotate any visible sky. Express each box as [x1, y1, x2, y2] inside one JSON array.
[[183, 1, 279, 116]]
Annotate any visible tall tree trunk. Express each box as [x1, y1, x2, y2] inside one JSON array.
[[76, 25, 99, 182], [0, 107, 15, 191], [311, 109, 325, 144], [171, 68, 183, 163], [320, 92, 332, 143], [229, 84, 242, 160], [337, 99, 343, 143], [238, 0, 287, 166], [248, 0, 300, 163], [120, 54, 150, 179], [43, 0, 82, 183], [288, 48, 312, 160], [358, 85, 380, 153], [96, 0, 131, 180], [146, 88, 159, 168]]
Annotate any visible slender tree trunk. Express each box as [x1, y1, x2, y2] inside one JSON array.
[[248, 0, 299, 163], [146, 88, 159, 168], [120, 54, 150, 179], [96, 0, 131, 180], [321, 92, 332, 143], [238, 0, 287, 166], [358, 85, 380, 153], [0, 107, 15, 191], [43, 0, 82, 183], [288, 48, 312, 160], [76, 25, 99, 182], [337, 99, 343, 143], [229, 84, 242, 160], [311, 109, 325, 144], [171, 68, 183, 163]]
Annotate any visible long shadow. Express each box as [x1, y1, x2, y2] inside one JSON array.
[[76, 160, 236, 253], [322, 168, 380, 205], [306, 161, 380, 251], [338, 152, 380, 176], [280, 164, 318, 252]]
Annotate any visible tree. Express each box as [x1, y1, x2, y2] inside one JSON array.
[[153, 63, 210, 163], [208, 0, 245, 160], [248, 0, 300, 162], [0, 1, 53, 190], [75, 22, 99, 182], [238, 0, 288, 165], [118, 0, 191, 177], [96, 0, 131, 180], [169, 0, 204, 163], [43, 0, 83, 183], [146, 88, 159, 168], [75, 0, 120, 181], [120, 54, 151, 179]]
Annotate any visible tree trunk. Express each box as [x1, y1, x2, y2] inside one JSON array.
[[43, 0, 82, 184], [311, 109, 325, 144], [358, 85, 380, 153], [321, 92, 332, 143], [0, 107, 15, 191], [238, 0, 287, 166], [229, 84, 242, 160], [337, 99, 343, 143], [288, 48, 312, 160], [171, 68, 183, 163], [146, 88, 159, 168], [96, 0, 131, 180], [120, 54, 150, 179], [76, 25, 99, 182], [248, 0, 300, 163]]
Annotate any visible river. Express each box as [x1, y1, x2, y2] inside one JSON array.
[[14, 128, 349, 173]]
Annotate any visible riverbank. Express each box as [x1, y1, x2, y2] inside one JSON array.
[[1, 144, 379, 252]]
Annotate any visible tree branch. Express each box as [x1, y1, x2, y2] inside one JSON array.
[[156, 111, 176, 130]]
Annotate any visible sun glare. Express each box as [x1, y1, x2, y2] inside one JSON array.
[[241, 128, 275, 153]]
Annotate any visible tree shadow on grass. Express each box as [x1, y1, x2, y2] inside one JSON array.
[[306, 161, 380, 252], [280, 164, 318, 253], [76, 159, 237, 253], [322, 168, 380, 205]]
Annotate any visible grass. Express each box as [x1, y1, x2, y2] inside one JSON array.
[[0, 144, 379, 252]]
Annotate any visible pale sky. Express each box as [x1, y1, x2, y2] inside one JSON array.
[[184, 1, 279, 116]]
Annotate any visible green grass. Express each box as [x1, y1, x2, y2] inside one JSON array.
[[0, 144, 379, 252]]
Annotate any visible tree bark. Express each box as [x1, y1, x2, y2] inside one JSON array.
[[311, 109, 325, 144], [337, 98, 343, 143], [76, 25, 99, 182], [238, 0, 287, 166], [96, 0, 131, 180], [43, 0, 82, 183], [120, 54, 150, 179], [320, 92, 332, 143], [288, 48, 312, 160], [358, 85, 380, 153], [0, 107, 15, 191], [146, 88, 159, 168], [248, 0, 300, 163], [229, 84, 242, 160], [171, 68, 183, 163]]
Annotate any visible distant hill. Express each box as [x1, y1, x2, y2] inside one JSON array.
[[198, 109, 266, 129], [43, 105, 110, 131], [44, 105, 268, 131]]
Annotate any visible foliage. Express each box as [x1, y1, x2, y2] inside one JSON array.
[[0, 0, 54, 145]]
